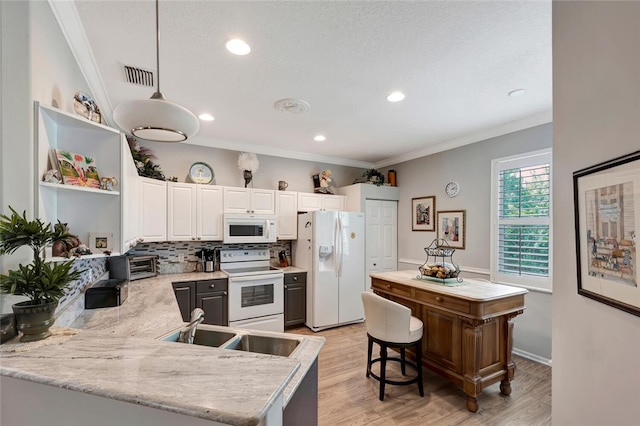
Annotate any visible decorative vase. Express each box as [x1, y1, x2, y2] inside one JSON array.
[[243, 170, 253, 188], [12, 300, 58, 342]]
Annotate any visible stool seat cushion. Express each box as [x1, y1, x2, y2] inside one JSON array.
[[409, 316, 424, 343], [361, 292, 424, 344]]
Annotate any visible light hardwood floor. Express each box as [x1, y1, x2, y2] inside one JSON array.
[[289, 323, 551, 426]]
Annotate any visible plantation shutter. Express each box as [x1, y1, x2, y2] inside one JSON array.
[[498, 163, 551, 278]]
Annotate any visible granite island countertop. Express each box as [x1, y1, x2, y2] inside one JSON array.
[[1, 270, 324, 426]]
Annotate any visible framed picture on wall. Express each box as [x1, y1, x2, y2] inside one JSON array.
[[437, 210, 466, 249], [573, 150, 640, 317], [412, 196, 436, 231]]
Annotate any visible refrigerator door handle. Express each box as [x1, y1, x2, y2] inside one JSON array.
[[337, 216, 344, 278], [334, 217, 340, 277]]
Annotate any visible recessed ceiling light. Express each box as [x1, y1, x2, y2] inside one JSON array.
[[198, 113, 215, 121], [386, 91, 405, 102], [508, 89, 526, 97], [226, 39, 251, 55], [314, 135, 326, 142]]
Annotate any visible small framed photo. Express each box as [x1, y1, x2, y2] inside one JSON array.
[[437, 210, 466, 249], [412, 196, 436, 231], [574, 150, 639, 317], [89, 232, 113, 253]]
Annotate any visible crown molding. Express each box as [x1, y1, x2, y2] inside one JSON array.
[[374, 112, 553, 169]]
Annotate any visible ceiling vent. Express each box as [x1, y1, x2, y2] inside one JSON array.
[[274, 98, 310, 114], [123, 65, 154, 87]]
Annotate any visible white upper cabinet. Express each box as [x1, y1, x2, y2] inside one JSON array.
[[197, 185, 223, 240], [35, 102, 125, 254], [167, 182, 197, 241], [297, 193, 346, 212], [275, 191, 298, 240], [168, 182, 224, 241], [139, 177, 167, 242], [121, 138, 140, 251], [223, 187, 275, 215]]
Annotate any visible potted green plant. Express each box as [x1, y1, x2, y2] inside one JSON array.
[[0, 207, 83, 342]]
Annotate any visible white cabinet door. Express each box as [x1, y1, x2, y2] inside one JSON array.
[[322, 194, 346, 211], [365, 200, 397, 291], [276, 191, 297, 240], [251, 189, 276, 215], [139, 178, 167, 242], [223, 187, 252, 213], [297, 193, 322, 212], [167, 182, 197, 241], [197, 185, 223, 240], [223, 187, 275, 214], [121, 137, 140, 252]]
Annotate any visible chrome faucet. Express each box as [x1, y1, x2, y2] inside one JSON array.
[[178, 308, 205, 344]]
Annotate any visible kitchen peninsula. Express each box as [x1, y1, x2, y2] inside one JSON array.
[[0, 271, 324, 426], [370, 270, 527, 412]]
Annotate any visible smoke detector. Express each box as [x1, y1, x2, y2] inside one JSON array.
[[274, 98, 310, 114]]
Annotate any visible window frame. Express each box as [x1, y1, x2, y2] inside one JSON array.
[[490, 148, 553, 292]]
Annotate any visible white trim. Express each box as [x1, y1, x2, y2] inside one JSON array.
[[513, 347, 552, 367], [374, 113, 552, 168]]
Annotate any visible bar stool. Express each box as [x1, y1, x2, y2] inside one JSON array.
[[361, 292, 424, 401]]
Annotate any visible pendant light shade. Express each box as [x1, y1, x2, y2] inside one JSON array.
[[113, 0, 199, 142]]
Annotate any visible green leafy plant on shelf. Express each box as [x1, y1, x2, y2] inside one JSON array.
[[127, 135, 166, 180], [0, 207, 84, 341]]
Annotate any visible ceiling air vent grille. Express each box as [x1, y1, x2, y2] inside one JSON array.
[[123, 65, 154, 87]]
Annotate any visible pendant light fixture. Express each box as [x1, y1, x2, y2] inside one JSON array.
[[113, 0, 199, 142]]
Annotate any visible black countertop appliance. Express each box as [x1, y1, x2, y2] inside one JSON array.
[[85, 279, 128, 309]]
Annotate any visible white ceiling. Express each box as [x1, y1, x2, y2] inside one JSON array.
[[55, 0, 552, 168]]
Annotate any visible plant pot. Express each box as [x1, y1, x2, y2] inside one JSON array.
[[12, 300, 58, 342]]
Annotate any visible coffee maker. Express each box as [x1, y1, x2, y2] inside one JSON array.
[[195, 249, 216, 272]]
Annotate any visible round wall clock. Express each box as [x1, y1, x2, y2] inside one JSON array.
[[189, 162, 214, 184], [445, 181, 460, 197]]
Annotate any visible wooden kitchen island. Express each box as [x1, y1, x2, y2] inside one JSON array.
[[370, 271, 527, 412]]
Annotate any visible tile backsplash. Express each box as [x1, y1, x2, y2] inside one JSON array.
[[125, 241, 293, 274]]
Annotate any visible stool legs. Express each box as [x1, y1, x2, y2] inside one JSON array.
[[366, 338, 373, 378], [416, 338, 424, 397], [400, 347, 406, 376], [379, 345, 387, 401]]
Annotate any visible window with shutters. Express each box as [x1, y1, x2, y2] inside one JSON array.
[[491, 149, 552, 291]]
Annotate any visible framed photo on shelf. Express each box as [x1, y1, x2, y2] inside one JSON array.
[[412, 196, 436, 231], [573, 150, 640, 317], [89, 232, 113, 254], [54, 149, 101, 189], [437, 210, 466, 249]]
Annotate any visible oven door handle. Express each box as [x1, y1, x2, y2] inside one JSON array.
[[229, 275, 283, 283]]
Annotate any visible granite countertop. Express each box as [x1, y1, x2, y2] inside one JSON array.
[[1, 270, 324, 426]]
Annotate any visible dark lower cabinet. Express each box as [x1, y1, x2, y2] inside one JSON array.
[[284, 272, 307, 328], [172, 279, 228, 326]]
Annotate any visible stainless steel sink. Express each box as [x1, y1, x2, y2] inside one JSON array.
[[160, 327, 237, 348], [223, 334, 300, 357]]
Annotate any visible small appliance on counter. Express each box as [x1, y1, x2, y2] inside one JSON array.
[[85, 279, 128, 309], [108, 255, 158, 281], [195, 249, 216, 272]]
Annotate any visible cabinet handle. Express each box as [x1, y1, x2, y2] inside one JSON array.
[[293, 276, 298, 281], [386, 284, 392, 289], [436, 297, 443, 303], [223, 291, 227, 296], [284, 285, 288, 289], [210, 284, 215, 289], [373, 263, 377, 266]]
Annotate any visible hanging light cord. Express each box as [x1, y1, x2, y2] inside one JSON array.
[[151, 0, 165, 100]]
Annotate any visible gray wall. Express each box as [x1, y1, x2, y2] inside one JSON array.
[[553, 2, 640, 424], [391, 124, 553, 362]]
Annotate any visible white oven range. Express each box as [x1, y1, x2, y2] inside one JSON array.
[[220, 249, 284, 332]]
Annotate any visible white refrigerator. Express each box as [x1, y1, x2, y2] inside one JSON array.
[[294, 211, 366, 331]]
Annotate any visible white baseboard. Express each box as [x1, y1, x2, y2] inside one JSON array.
[[513, 347, 552, 366]]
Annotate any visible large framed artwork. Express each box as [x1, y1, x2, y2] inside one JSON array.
[[412, 196, 436, 231], [573, 150, 640, 317], [437, 210, 466, 249]]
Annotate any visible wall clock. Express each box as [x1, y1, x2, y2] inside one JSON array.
[[189, 162, 214, 184], [444, 181, 460, 197]]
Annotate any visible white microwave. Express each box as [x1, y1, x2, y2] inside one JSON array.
[[223, 214, 277, 244]]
